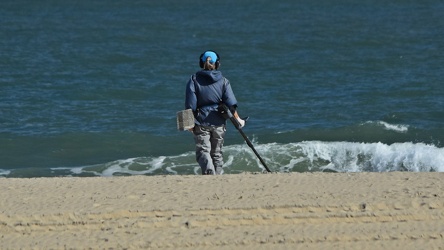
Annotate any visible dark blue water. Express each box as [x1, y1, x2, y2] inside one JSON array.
[[1, 0, 443, 177]]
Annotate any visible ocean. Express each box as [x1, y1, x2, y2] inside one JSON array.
[[1, 0, 443, 177]]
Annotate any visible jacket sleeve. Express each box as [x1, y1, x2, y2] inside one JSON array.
[[222, 79, 238, 109], [185, 77, 197, 110]]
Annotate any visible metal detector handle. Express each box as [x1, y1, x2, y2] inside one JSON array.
[[219, 103, 271, 173], [218, 103, 241, 129]]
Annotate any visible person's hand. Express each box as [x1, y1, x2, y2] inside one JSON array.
[[236, 117, 247, 128]]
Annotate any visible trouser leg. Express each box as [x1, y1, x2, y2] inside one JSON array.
[[194, 125, 215, 175], [211, 125, 225, 175]]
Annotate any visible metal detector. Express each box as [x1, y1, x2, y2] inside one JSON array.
[[218, 104, 271, 173]]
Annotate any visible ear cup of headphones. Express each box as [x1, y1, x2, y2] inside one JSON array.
[[214, 51, 220, 69], [199, 54, 205, 68]]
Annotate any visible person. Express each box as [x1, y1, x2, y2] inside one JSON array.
[[185, 50, 247, 175]]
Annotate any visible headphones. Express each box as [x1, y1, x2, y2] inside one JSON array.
[[199, 50, 220, 69]]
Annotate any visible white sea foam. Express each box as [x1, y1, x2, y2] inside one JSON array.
[[0, 169, 11, 177], [52, 140, 443, 177], [223, 141, 444, 173], [364, 121, 409, 133], [297, 141, 443, 172], [98, 157, 167, 176]]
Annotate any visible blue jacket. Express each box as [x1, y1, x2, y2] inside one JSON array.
[[185, 70, 237, 126]]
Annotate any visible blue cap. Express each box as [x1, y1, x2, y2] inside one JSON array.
[[201, 51, 218, 64]]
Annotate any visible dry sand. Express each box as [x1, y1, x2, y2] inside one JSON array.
[[0, 172, 443, 249]]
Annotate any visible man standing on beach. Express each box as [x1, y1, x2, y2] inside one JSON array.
[[185, 50, 247, 175]]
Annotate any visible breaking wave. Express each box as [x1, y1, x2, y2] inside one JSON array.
[[41, 141, 444, 177]]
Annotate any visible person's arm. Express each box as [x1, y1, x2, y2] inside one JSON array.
[[185, 78, 197, 111], [185, 77, 196, 132], [233, 111, 247, 128]]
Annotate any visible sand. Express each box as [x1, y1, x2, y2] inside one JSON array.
[[0, 172, 443, 249]]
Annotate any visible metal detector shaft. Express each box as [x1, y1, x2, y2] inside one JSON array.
[[219, 104, 271, 172], [229, 117, 271, 172]]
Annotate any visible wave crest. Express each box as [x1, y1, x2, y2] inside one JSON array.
[[45, 141, 443, 177]]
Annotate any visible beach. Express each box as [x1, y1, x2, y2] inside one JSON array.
[[0, 172, 443, 249]]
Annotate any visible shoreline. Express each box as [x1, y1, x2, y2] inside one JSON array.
[[1, 172, 443, 249]]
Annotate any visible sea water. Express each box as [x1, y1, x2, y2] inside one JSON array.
[[1, 0, 443, 177]]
